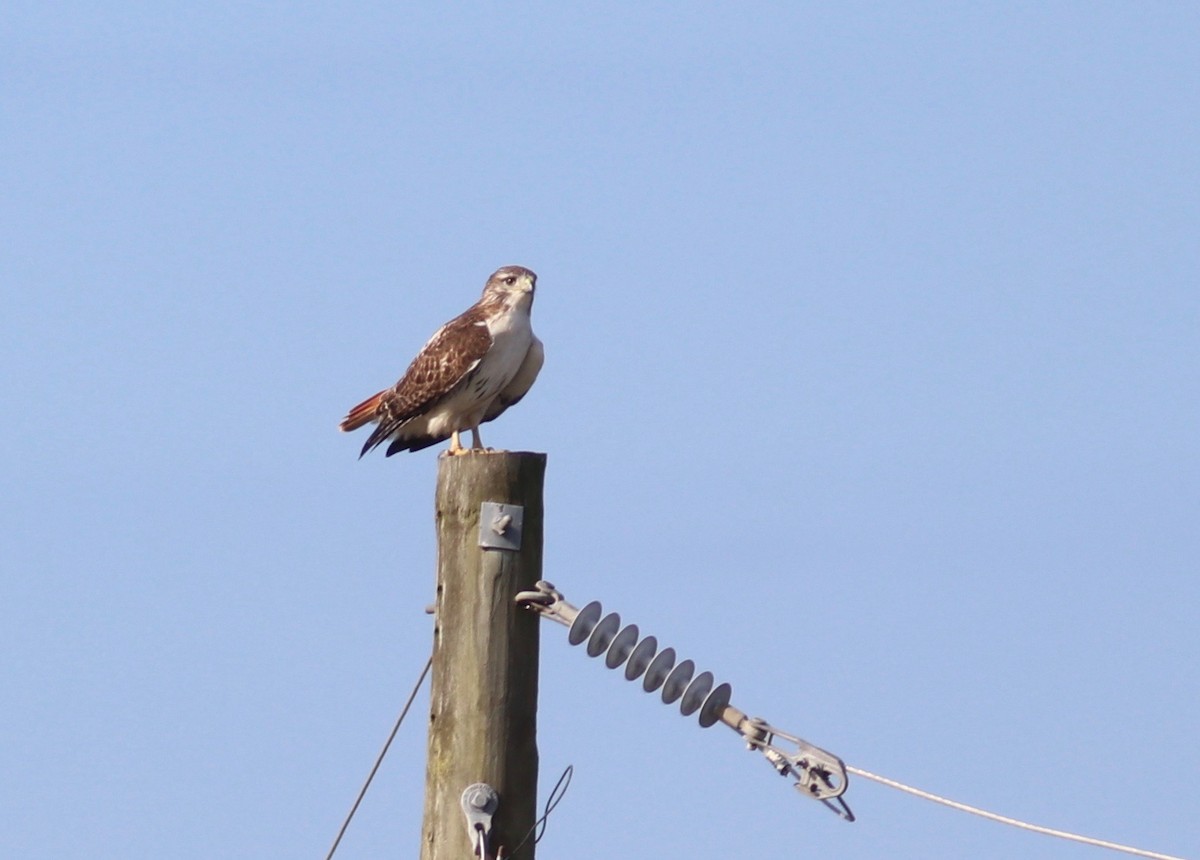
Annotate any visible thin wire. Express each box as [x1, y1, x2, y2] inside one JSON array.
[[846, 764, 1189, 860], [504, 764, 574, 858], [534, 764, 573, 845], [325, 654, 433, 860]]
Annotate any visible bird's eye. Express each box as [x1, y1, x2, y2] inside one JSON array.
[[504, 276, 517, 286]]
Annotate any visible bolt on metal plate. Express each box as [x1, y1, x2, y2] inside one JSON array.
[[461, 783, 499, 855], [478, 501, 524, 550]]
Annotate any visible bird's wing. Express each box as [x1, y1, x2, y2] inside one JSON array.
[[348, 308, 494, 454], [483, 335, 544, 423]]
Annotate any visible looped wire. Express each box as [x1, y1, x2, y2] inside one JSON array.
[[502, 764, 574, 859]]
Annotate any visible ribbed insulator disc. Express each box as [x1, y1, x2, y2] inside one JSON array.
[[698, 682, 732, 729], [568, 601, 603, 646], [587, 612, 621, 657], [679, 671, 714, 717], [624, 635, 658, 681], [661, 659, 695, 705], [642, 647, 676, 693], [604, 624, 640, 669]]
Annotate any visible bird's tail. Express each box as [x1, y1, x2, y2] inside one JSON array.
[[339, 391, 385, 432]]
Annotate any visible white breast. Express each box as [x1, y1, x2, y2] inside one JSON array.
[[426, 307, 535, 437]]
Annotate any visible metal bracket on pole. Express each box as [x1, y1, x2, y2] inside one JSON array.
[[478, 502, 524, 551], [461, 783, 499, 858]]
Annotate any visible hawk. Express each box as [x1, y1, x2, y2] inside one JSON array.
[[339, 265, 544, 457]]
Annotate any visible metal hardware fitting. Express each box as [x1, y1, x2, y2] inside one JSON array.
[[478, 502, 524, 551], [738, 716, 855, 820], [514, 580, 854, 821], [461, 782, 499, 858]]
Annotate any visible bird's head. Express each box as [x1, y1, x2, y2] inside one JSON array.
[[482, 265, 538, 310]]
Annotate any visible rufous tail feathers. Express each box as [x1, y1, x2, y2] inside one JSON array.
[[339, 391, 385, 432]]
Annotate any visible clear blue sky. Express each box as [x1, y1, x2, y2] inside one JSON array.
[[2, 3, 1197, 858]]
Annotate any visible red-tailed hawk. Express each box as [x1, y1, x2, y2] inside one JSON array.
[[339, 265, 544, 457]]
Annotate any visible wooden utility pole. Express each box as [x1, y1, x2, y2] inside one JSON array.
[[420, 452, 546, 860]]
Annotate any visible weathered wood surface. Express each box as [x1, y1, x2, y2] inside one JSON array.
[[420, 452, 545, 860]]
